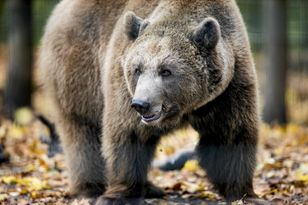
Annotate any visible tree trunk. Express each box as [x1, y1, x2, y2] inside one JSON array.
[[263, 0, 288, 124], [0, 1, 4, 15], [303, 1, 308, 56], [4, 0, 32, 118]]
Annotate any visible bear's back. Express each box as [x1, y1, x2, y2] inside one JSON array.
[[39, 0, 128, 122]]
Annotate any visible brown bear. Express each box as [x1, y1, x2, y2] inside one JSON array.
[[39, 0, 259, 204]]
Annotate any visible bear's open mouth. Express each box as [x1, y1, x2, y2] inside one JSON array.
[[141, 113, 161, 123]]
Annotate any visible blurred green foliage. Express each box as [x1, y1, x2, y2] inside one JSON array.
[[0, 0, 59, 44], [32, 0, 59, 44], [0, 0, 307, 52], [238, 0, 308, 51], [0, 1, 4, 14]]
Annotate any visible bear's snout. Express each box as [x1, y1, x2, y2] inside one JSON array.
[[131, 99, 150, 115], [131, 98, 164, 125]]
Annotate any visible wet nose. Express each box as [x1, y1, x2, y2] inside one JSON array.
[[131, 99, 150, 115]]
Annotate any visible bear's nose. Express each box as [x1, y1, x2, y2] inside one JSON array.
[[131, 99, 150, 115]]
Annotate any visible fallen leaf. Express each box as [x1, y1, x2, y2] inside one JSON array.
[[182, 160, 201, 172]]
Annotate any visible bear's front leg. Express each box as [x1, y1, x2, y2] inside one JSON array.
[[95, 111, 161, 205], [189, 81, 259, 202], [196, 133, 257, 201]]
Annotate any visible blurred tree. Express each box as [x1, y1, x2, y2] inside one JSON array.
[[0, 1, 5, 42], [4, 0, 33, 118], [0, 1, 4, 14], [303, 2, 308, 50], [263, 0, 288, 124]]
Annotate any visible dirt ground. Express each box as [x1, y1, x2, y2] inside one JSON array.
[[0, 112, 307, 205]]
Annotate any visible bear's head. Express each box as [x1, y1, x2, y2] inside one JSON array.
[[122, 11, 234, 128]]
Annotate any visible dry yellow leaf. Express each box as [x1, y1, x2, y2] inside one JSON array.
[[7, 124, 25, 139], [286, 123, 300, 134], [0, 126, 6, 139], [163, 146, 175, 156], [295, 173, 308, 184], [182, 181, 204, 193], [0, 194, 8, 202], [198, 191, 218, 201], [24, 164, 35, 173], [30, 190, 44, 199], [17, 177, 49, 191], [14, 107, 34, 125], [1, 175, 18, 185], [182, 160, 201, 172]]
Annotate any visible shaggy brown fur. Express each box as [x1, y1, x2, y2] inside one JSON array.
[[40, 0, 259, 204]]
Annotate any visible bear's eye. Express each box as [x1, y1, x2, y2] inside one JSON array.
[[159, 69, 172, 77], [134, 67, 142, 76]]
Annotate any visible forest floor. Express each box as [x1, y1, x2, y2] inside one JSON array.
[[0, 109, 307, 205]]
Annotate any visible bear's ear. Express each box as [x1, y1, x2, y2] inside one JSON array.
[[124, 11, 148, 40], [192, 17, 221, 49]]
